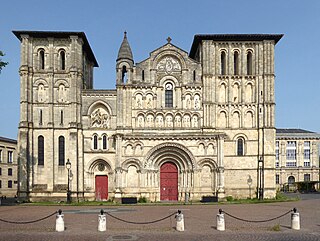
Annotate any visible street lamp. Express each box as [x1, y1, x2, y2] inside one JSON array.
[[66, 159, 71, 204], [258, 156, 264, 200], [247, 175, 253, 199]]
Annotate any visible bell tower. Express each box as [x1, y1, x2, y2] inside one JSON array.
[[116, 32, 134, 129]]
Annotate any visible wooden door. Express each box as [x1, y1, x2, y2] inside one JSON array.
[[160, 162, 178, 201], [95, 175, 108, 201]]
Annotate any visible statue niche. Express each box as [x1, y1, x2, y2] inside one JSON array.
[[91, 108, 110, 128]]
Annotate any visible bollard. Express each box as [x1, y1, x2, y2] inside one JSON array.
[[216, 209, 225, 231], [175, 210, 185, 231], [56, 209, 65, 232], [98, 209, 107, 232], [291, 208, 300, 230]]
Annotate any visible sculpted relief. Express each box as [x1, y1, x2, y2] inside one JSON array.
[[91, 108, 109, 128], [156, 56, 181, 73]]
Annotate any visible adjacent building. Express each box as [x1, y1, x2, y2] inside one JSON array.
[[0, 136, 18, 197], [13, 30, 283, 202], [275, 129, 320, 191]]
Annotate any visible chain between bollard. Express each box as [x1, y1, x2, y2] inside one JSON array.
[[0, 210, 58, 224], [220, 209, 293, 223], [105, 211, 176, 225]]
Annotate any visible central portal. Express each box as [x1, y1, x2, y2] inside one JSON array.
[[160, 162, 178, 201]]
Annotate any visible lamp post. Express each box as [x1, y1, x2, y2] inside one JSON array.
[[258, 156, 264, 200], [66, 159, 71, 204], [247, 175, 253, 199]]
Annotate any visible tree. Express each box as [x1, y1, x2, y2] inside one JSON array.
[[0, 50, 8, 74]]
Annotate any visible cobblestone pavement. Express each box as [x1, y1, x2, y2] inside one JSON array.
[[0, 198, 319, 241]]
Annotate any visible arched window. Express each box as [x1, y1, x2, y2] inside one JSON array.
[[38, 135, 44, 165], [234, 51, 239, 75], [221, 51, 226, 75], [247, 51, 253, 75], [193, 70, 196, 81], [102, 135, 107, 150], [39, 49, 45, 70], [122, 66, 127, 83], [93, 135, 98, 150], [237, 138, 244, 156], [59, 50, 66, 70], [58, 136, 65, 166], [165, 82, 173, 107], [288, 176, 295, 184], [142, 70, 145, 81]]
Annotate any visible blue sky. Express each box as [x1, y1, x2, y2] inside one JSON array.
[[0, 0, 319, 139]]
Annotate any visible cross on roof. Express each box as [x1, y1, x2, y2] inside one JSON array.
[[167, 37, 172, 43]]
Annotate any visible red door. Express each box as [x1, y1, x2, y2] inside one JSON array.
[[160, 162, 178, 201], [95, 175, 108, 201]]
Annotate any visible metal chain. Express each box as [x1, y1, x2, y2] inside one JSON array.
[[0, 211, 57, 224], [223, 209, 293, 223], [105, 211, 176, 225]]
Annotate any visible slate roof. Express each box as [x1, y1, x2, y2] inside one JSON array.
[[117, 32, 133, 62], [189, 34, 283, 58], [0, 136, 17, 144], [12, 30, 99, 67], [276, 128, 320, 139]]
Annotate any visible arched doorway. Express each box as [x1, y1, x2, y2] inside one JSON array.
[[288, 176, 295, 184], [160, 162, 178, 201]]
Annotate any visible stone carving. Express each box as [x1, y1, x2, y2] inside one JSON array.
[[58, 84, 66, 103], [166, 115, 173, 127], [192, 116, 198, 127], [194, 96, 200, 109], [146, 97, 152, 108], [136, 98, 142, 108], [38, 84, 45, 102], [156, 115, 164, 127], [91, 108, 109, 128], [183, 115, 191, 127], [138, 115, 144, 127], [156, 56, 181, 73], [146, 114, 154, 127], [175, 115, 182, 127]]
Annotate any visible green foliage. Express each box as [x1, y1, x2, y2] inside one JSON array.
[[0, 50, 9, 73], [226, 196, 234, 202], [270, 224, 281, 231], [138, 196, 147, 203]]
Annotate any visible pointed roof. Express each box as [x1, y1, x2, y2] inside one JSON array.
[[117, 31, 133, 62]]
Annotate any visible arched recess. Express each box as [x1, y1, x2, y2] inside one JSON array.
[[122, 158, 142, 189], [152, 51, 187, 71], [87, 101, 112, 129], [87, 100, 113, 116], [198, 158, 218, 189], [87, 158, 113, 201], [231, 111, 241, 128]]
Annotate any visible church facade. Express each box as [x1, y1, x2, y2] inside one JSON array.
[[14, 30, 283, 202]]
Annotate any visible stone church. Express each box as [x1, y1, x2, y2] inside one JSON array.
[[13, 30, 283, 202]]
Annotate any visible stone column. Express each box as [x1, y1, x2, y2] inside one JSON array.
[[217, 135, 225, 197]]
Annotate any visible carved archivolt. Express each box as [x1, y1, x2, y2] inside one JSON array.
[[144, 142, 196, 170]]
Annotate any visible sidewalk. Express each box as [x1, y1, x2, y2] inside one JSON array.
[[0, 198, 319, 241]]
